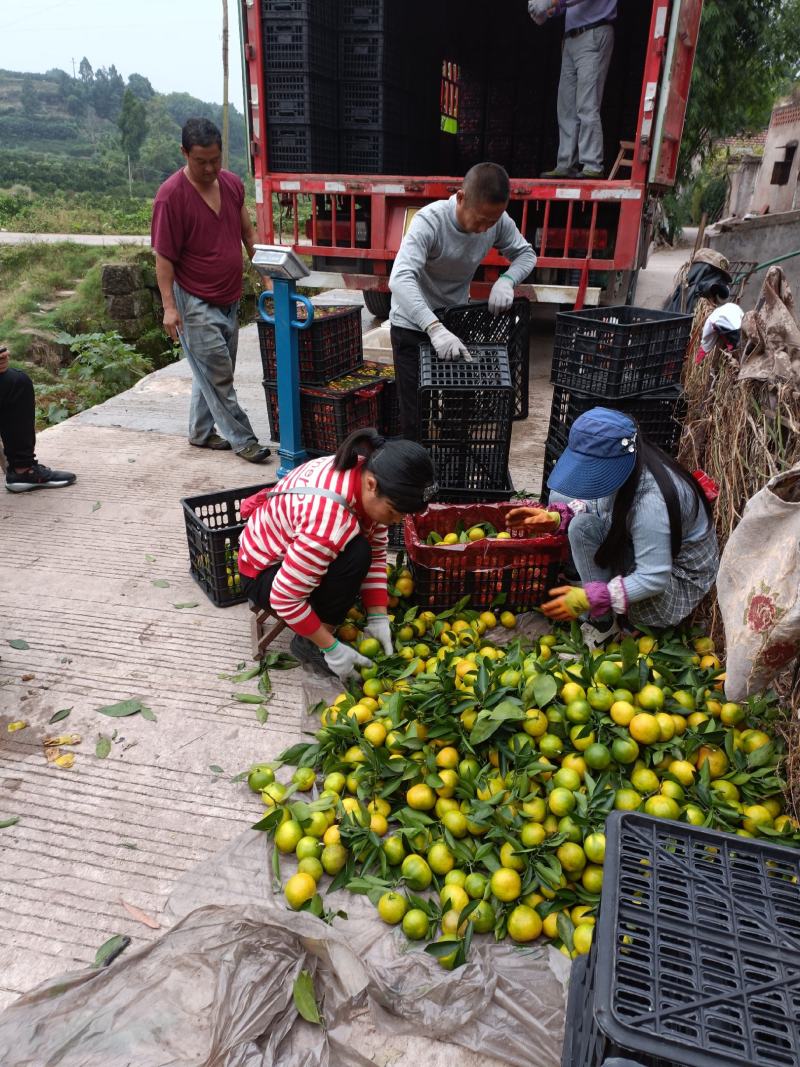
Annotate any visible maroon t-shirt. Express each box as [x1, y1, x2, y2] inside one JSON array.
[[151, 169, 246, 305]]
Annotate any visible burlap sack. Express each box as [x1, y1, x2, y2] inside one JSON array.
[[717, 466, 800, 700]]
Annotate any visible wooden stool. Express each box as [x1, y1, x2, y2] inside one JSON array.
[[609, 140, 635, 180], [249, 602, 287, 660]]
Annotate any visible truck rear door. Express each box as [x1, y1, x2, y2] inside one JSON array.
[[648, 0, 704, 187]]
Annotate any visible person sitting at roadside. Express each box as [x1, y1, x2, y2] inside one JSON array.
[[0, 345, 76, 493], [507, 408, 718, 640]]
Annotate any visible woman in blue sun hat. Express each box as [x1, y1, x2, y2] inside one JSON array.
[[507, 407, 719, 637]]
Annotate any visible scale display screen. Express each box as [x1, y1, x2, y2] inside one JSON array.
[[252, 245, 309, 281]]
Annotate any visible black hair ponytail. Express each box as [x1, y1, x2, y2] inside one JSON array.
[[333, 427, 437, 514], [594, 422, 712, 571]]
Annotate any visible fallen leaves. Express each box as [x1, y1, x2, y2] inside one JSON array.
[[0, 817, 19, 829], [293, 971, 322, 1025], [43, 733, 81, 769], [7, 721, 28, 732], [96, 699, 156, 721], [91, 501, 102, 513], [96, 734, 112, 759], [93, 934, 130, 968], [173, 602, 199, 610], [120, 899, 160, 930], [48, 708, 72, 724], [151, 579, 170, 588], [8, 639, 29, 650], [43, 734, 81, 747]]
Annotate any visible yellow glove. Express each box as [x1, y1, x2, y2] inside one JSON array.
[[541, 586, 589, 621]]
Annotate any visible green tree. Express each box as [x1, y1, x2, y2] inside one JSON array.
[[118, 90, 148, 195], [78, 56, 93, 84], [127, 73, 155, 102], [680, 0, 800, 182], [92, 65, 125, 120], [20, 76, 39, 115]]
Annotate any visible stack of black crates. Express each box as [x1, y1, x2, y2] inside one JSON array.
[[542, 306, 693, 499], [265, 0, 442, 174]]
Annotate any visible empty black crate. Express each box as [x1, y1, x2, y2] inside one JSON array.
[[267, 124, 338, 172], [257, 304, 362, 384], [340, 0, 401, 30], [263, 376, 383, 455], [552, 306, 692, 398], [263, 19, 336, 78], [266, 72, 337, 126], [437, 469, 516, 503], [340, 129, 403, 173], [339, 32, 401, 83], [419, 345, 514, 492], [182, 482, 275, 607], [340, 80, 403, 129], [443, 299, 531, 420], [563, 811, 800, 1067], [546, 385, 687, 460], [262, 0, 338, 25]]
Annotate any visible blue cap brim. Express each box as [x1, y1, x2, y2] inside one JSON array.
[[547, 446, 636, 499]]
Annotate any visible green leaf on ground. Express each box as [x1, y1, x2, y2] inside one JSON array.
[[209, 765, 224, 774], [139, 705, 157, 722], [91, 501, 101, 513], [151, 579, 170, 588], [93, 934, 130, 968], [173, 602, 199, 610], [97, 699, 145, 717], [292, 971, 322, 1025], [119, 841, 138, 850], [0, 817, 20, 829], [96, 734, 112, 759], [8, 639, 29, 650], [256, 705, 269, 724], [49, 708, 72, 724], [145, 554, 156, 562]]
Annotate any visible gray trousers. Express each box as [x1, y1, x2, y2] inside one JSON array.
[[173, 282, 258, 452], [556, 24, 615, 173]]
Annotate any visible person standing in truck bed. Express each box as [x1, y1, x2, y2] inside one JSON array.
[[388, 162, 536, 441]]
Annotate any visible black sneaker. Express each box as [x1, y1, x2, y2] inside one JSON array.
[[289, 634, 334, 677], [6, 463, 77, 493]]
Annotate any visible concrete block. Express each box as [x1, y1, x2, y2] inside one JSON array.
[[102, 263, 144, 296]]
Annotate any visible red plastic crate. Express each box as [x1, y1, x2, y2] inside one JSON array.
[[405, 501, 568, 613]]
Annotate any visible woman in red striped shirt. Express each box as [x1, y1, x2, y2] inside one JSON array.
[[238, 428, 436, 683]]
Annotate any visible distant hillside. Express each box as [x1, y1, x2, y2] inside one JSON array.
[[0, 64, 249, 196]]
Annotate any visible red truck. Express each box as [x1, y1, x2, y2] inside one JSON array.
[[239, 0, 702, 312]]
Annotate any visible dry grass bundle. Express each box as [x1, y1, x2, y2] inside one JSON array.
[[678, 310, 800, 645]]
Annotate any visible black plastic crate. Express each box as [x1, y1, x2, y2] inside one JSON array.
[[265, 72, 337, 126], [181, 482, 275, 608], [267, 124, 338, 173], [263, 19, 336, 78], [540, 442, 560, 502], [263, 375, 383, 455], [340, 0, 401, 30], [552, 306, 693, 398], [262, 0, 338, 25], [340, 128, 404, 173], [418, 345, 514, 492], [339, 360, 398, 435], [442, 299, 531, 420], [339, 80, 403, 130], [573, 811, 800, 1067], [387, 522, 405, 550], [545, 385, 687, 467], [437, 471, 516, 504], [257, 304, 362, 384], [339, 32, 402, 83]]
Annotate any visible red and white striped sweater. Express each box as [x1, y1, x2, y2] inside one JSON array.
[[237, 456, 388, 636]]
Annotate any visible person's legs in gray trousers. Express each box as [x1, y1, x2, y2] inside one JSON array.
[[567, 511, 614, 584], [557, 25, 615, 174], [173, 283, 259, 452]]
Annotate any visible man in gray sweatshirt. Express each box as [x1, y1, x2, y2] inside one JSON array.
[[388, 162, 536, 440]]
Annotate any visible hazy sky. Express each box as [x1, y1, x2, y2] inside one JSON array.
[[0, 0, 245, 109]]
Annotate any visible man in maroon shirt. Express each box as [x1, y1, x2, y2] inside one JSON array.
[[152, 118, 270, 462]]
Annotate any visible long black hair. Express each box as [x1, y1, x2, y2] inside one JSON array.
[[333, 428, 437, 513], [595, 424, 713, 571]]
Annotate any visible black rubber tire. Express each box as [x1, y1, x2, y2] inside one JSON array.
[[363, 289, 392, 319]]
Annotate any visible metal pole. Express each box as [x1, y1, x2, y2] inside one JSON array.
[[258, 281, 313, 477]]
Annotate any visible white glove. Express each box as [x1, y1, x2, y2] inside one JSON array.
[[364, 613, 393, 656], [488, 276, 515, 315], [528, 0, 555, 21], [323, 640, 373, 684], [426, 322, 472, 362]]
